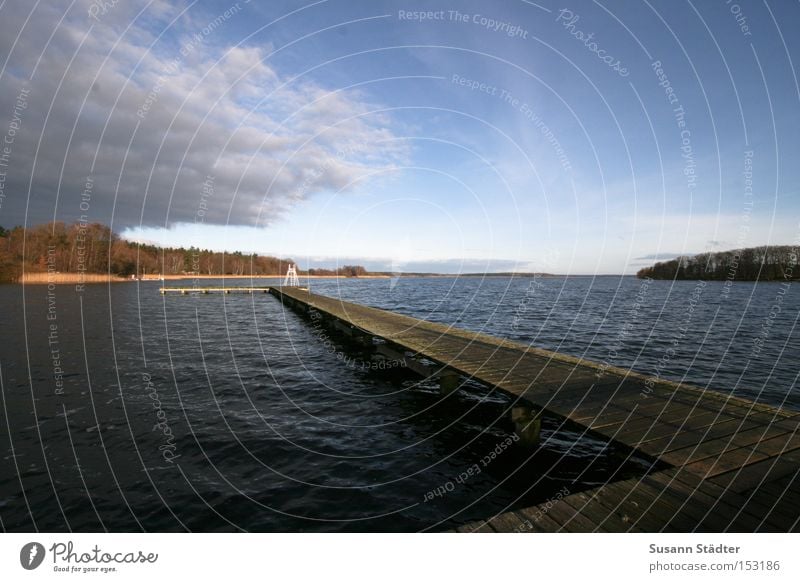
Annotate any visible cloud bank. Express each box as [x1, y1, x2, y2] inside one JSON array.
[[0, 0, 404, 229]]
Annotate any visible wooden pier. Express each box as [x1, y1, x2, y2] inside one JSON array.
[[269, 286, 800, 532], [160, 286, 273, 294]]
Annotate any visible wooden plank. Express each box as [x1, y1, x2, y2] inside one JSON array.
[[565, 393, 646, 416], [709, 452, 800, 493], [638, 418, 764, 457], [658, 424, 794, 466], [769, 417, 800, 432], [748, 479, 800, 517], [670, 411, 747, 431], [557, 491, 629, 533], [590, 413, 670, 436], [161, 286, 273, 293], [510, 375, 620, 401], [609, 420, 760, 448], [586, 480, 681, 532], [534, 498, 601, 533], [754, 472, 800, 500], [632, 403, 721, 425], [495, 358, 597, 381], [646, 390, 744, 415], [632, 381, 791, 419], [536, 392, 628, 420], [682, 447, 770, 479], [569, 404, 636, 425], [555, 485, 635, 532], [595, 479, 693, 532], [644, 470, 769, 532], [588, 404, 719, 432], [484, 510, 528, 533], [576, 395, 714, 428], [595, 419, 688, 446], [659, 439, 749, 466], [638, 419, 754, 455], [637, 430, 718, 459], [514, 505, 568, 532], [592, 480, 670, 532], [654, 432, 799, 479], [748, 430, 800, 458], [739, 493, 800, 531], [661, 466, 794, 531], [728, 424, 793, 447], [625, 481, 714, 532], [633, 477, 731, 532], [470, 520, 497, 533]]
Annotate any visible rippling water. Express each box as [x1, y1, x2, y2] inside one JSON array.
[[0, 276, 797, 531]]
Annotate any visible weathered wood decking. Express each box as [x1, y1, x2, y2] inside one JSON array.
[[269, 285, 800, 532], [160, 286, 273, 294]]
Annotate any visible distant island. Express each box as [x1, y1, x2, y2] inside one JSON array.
[[636, 246, 798, 281], [0, 222, 368, 283]]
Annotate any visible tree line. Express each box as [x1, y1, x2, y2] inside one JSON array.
[[0, 222, 368, 282], [307, 266, 368, 277], [636, 246, 799, 281]]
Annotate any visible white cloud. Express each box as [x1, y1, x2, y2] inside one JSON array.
[[0, 0, 406, 229]]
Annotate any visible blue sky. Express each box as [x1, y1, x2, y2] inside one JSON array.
[[1, 0, 798, 273]]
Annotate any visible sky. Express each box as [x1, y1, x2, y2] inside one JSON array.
[[0, 0, 798, 274]]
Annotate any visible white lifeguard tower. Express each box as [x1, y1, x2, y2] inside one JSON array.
[[283, 263, 300, 287]]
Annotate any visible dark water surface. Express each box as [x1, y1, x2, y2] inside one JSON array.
[[0, 276, 797, 531]]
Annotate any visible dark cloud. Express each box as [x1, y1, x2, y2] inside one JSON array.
[[0, 0, 404, 229]]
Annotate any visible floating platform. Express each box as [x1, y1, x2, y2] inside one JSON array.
[[159, 286, 273, 294], [269, 285, 800, 532]]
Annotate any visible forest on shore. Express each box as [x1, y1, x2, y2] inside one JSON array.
[[636, 246, 798, 281], [0, 222, 367, 282]]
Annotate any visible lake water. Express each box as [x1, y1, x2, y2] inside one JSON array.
[[0, 276, 797, 531]]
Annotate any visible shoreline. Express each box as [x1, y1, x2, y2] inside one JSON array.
[[152, 274, 392, 281], [16, 273, 393, 284], [17, 273, 784, 284], [15, 273, 790, 285], [19, 272, 128, 284]]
